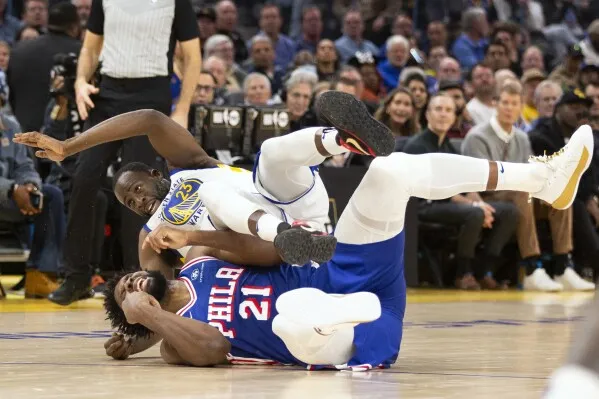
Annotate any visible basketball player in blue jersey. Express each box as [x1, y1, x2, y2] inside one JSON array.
[[13, 93, 395, 270], [97, 93, 593, 370]]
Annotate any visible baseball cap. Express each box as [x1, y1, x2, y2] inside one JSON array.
[[48, 2, 79, 31], [556, 88, 593, 108], [521, 68, 546, 84]]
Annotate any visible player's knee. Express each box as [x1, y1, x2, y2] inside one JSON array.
[[260, 137, 282, 164], [367, 155, 402, 186]]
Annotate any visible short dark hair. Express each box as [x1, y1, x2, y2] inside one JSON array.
[[301, 6, 321, 21], [486, 38, 509, 55], [104, 272, 154, 339], [112, 162, 152, 190], [402, 72, 427, 88], [332, 76, 358, 90], [261, 2, 280, 14], [491, 21, 519, 39], [468, 62, 492, 81], [199, 69, 218, 85]]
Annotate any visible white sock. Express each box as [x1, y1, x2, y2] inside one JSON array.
[[256, 213, 285, 242], [545, 365, 599, 399], [496, 161, 548, 193], [320, 128, 346, 156]]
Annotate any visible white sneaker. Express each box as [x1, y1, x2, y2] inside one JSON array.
[[530, 124, 594, 209], [545, 365, 599, 399], [554, 267, 596, 291], [523, 268, 564, 291], [275, 288, 381, 331]]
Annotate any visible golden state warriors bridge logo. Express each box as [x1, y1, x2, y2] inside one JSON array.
[[162, 179, 204, 225]]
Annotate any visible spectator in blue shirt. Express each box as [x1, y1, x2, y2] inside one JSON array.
[[378, 35, 410, 92], [451, 7, 489, 74], [251, 4, 296, 70], [335, 10, 379, 64], [0, 0, 22, 46]]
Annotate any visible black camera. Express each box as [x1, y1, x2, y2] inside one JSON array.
[[49, 52, 78, 101]]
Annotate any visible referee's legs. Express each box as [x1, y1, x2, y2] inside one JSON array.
[[48, 134, 121, 305], [49, 81, 171, 305]]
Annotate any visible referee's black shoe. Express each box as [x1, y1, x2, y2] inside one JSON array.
[[316, 91, 395, 157], [48, 276, 94, 306]]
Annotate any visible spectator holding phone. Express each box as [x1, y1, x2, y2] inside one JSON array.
[[0, 77, 65, 299]]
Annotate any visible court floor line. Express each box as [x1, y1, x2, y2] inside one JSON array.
[[0, 361, 549, 381]]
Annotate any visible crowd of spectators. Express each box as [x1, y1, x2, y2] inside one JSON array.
[[1, 0, 599, 298]]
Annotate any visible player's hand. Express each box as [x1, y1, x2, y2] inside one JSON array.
[[121, 291, 161, 325], [104, 332, 133, 360], [170, 108, 188, 129], [75, 78, 99, 120], [13, 132, 68, 161], [12, 184, 40, 216], [143, 224, 190, 253]]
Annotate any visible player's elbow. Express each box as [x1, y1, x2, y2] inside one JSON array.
[[160, 336, 231, 367]]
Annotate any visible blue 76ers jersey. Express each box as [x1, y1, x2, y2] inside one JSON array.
[[176, 256, 309, 365]]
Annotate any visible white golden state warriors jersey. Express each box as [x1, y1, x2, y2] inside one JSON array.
[[143, 165, 292, 258]]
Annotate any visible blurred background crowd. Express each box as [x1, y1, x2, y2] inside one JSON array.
[[0, 0, 599, 303]]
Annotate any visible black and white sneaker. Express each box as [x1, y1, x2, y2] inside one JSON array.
[[274, 221, 337, 265], [316, 91, 395, 157]]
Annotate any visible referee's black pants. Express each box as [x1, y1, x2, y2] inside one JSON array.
[[64, 76, 171, 280]]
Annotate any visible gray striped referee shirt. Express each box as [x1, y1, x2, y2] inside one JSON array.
[[87, 0, 198, 79]]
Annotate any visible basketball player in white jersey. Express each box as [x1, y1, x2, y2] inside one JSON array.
[[99, 94, 594, 370], [13, 92, 395, 269]]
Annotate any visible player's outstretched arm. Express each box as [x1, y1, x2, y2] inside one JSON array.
[[122, 291, 230, 367], [13, 109, 220, 170], [144, 224, 282, 267]]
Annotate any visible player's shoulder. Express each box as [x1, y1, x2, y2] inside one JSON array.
[[169, 164, 251, 182]]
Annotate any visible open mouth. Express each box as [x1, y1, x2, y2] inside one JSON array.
[[145, 200, 158, 215], [135, 277, 149, 292]]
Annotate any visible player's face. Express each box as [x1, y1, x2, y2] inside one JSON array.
[[115, 171, 171, 217], [114, 270, 168, 308]]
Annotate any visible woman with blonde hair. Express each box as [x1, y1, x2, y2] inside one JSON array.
[[374, 87, 419, 138]]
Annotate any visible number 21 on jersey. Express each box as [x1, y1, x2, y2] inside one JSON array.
[[240, 286, 272, 321]]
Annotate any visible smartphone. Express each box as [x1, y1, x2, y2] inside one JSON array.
[[410, 48, 425, 65], [30, 191, 44, 210]]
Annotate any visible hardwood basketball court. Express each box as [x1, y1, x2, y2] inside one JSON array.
[[0, 275, 591, 398]]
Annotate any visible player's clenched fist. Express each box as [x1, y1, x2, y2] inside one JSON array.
[[143, 224, 190, 253], [104, 332, 133, 360]]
